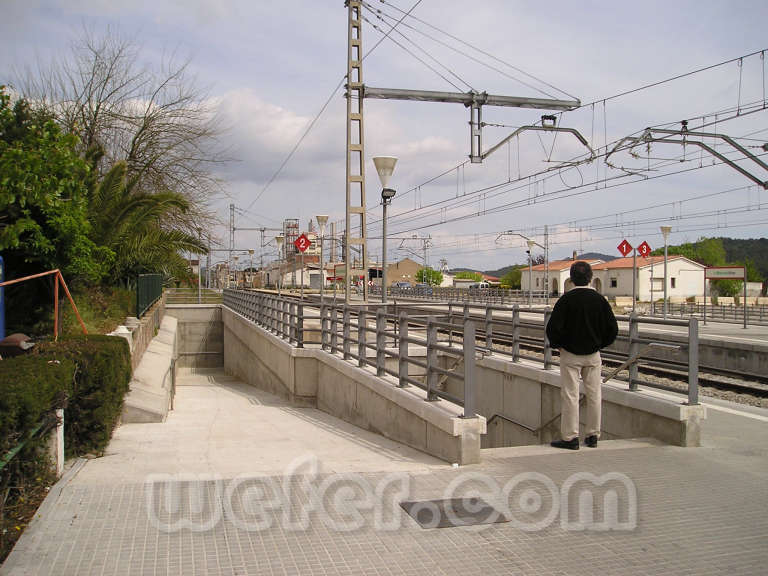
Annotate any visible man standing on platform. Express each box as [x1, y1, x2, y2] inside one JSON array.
[[546, 261, 618, 450]]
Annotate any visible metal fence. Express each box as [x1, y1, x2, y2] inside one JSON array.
[[167, 287, 222, 305], [382, 285, 550, 306], [223, 289, 700, 408], [136, 274, 162, 318], [646, 300, 768, 326]]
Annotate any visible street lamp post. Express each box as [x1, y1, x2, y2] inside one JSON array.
[[315, 215, 329, 303], [527, 239, 535, 308], [275, 235, 284, 296], [249, 249, 254, 288], [660, 226, 672, 319], [373, 156, 398, 304], [233, 255, 239, 289]]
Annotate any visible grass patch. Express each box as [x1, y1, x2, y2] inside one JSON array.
[[59, 285, 135, 336]]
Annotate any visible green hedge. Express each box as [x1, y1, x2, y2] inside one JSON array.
[[33, 335, 131, 456], [0, 356, 74, 459]]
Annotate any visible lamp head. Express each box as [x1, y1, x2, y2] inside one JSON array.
[[373, 156, 398, 188], [275, 235, 284, 248], [381, 188, 396, 202], [660, 226, 672, 239], [315, 214, 329, 236]]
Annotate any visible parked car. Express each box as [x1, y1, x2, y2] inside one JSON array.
[[414, 283, 433, 295], [393, 281, 412, 290], [469, 281, 490, 290]]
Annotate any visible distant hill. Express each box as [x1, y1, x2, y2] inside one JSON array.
[[720, 238, 768, 279], [449, 239, 766, 279], [650, 237, 767, 280], [578, 252, 616, 262]]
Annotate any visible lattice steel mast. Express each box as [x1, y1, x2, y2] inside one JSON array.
[[344, 1, 368, 303]]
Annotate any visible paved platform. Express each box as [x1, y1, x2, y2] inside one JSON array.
[[2, 368, 767, 575]]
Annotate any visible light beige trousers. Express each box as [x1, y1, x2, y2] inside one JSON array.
[[559, 349, 602, 441]]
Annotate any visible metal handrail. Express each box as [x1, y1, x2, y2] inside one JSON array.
[[223, 289, 700, 408]]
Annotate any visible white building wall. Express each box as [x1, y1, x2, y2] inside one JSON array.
[[595, 259, 705, 301]]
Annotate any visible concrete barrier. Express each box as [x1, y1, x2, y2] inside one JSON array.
[[222, 307, 485, 465], [441, 354, 706, 448], [121, 315, 178, 423]]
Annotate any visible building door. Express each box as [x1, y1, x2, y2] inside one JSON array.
[[593, 278, 602, 293]]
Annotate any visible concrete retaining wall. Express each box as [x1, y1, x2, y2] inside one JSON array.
[[222, 307, 485, 465], [165, 305, 223, 368], [440, 354, 705, 448], [121, 315, 178, 423], [126, 294, 166, 372]]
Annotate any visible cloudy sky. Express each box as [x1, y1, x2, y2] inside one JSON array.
[[2, 0, 767, 270]]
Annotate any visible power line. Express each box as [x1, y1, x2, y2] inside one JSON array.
[[241, 0, 424, 217], [373, 0, 577, 100]]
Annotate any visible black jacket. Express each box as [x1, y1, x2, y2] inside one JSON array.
[[546, 287, 618, 355]]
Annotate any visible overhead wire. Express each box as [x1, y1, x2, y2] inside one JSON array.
[[372, 0, 578, 100], [239, 0, 424, 217], [361, 4, 473, 91], [362, 1, 564, 99], [361, 12, 470, 92]]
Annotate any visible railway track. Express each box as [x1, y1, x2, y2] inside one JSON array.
[[248, 294, 768, 399]]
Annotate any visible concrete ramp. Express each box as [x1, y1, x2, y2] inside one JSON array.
[[121, 316, 178, 423]]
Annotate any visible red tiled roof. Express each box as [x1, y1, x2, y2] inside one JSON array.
[[592, 255, 690, 270], [530, 259, 602, 272]]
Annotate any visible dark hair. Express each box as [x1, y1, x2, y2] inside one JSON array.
[[570, 261, 593, 286]]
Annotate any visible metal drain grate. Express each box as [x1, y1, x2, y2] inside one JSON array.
[[400, 497, 508, 529]]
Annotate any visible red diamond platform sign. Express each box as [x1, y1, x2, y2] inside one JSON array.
[[617, 239, 632, 257], [294, 233, 311, 253], [637, 241, 652, 258]]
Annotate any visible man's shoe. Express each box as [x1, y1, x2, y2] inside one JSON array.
[[550, 438, 579, 450], [584, 435, 598, 448]]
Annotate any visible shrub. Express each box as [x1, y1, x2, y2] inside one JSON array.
[[0, 356, 73, 458], [0, 356, 73, 561], [33, 335, 131, 456]]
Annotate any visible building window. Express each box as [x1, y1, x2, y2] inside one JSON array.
[[610, 277, 617, 288], [536, 278, 540, 287], [671, 277, 676, 289]]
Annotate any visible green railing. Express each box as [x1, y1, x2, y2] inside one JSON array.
[[136, 274, 162, 318]]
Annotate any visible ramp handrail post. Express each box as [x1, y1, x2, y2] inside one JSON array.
[[343, 305, 351, 360], [512, 304, 520, 362], [628, 312, 639, 391], [485, 307, 493, 355], [426, 316, 439, 401], [463, 316, 476, 418], [283, 299, 289, 339], [358, 309, 367, 367], [398, 311, 409, 387], [376, 308, 386, 376], [688, 317, 699, 405], [320, 302, 327, 351], [543, 307, 552, 370], [289, 302, 297, 344], [330, 304, 339, 354], [297, 303, 304, 348], [448, 303, 454, 346]]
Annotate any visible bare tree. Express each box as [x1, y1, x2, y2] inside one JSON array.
[[19, 26, 229, 226]]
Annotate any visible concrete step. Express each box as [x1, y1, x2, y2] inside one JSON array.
[[481, 437, 663, 460]]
